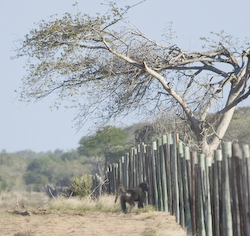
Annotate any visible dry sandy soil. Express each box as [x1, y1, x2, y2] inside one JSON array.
[[0, 209, 187, 236]]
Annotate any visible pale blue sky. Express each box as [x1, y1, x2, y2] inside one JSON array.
[[1, 0, 250, 153]]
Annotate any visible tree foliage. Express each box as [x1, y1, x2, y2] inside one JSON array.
[[0, 152, 27, 192], [78, 126, 129, 175], [15, 2, 250, 157], [22, 150, 91, 191]]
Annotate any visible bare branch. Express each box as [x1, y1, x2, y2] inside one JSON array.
[[219, 42, 239, 68], [182, 69, 203, 97], [15, 4, 250, 157]]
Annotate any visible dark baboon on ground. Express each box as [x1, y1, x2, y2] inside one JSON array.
[[114, 183, 148, 213]]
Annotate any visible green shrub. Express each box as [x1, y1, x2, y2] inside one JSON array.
[[67, 175, 92, 197]]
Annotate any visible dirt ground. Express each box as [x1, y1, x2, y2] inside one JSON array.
[[0, 209, 187, 236]]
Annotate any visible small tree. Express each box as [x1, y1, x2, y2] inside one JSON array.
[[78, 126, 129, 176], [15, 2, 250, 158]]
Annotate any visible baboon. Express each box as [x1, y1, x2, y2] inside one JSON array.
[[114, 182, 148, 213]]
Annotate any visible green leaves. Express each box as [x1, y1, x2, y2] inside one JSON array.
[[78, 126, 129, 164], [67, 175, 92, 197]]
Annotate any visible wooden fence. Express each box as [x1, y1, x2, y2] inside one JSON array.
[[94, 133, 250, 236]]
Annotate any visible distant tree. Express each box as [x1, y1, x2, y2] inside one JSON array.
[[24, 157, 55, 190], [78, 126, 129, 176], [54, 149, 64, 154], [15, 150, 40, 159], [60, 149, 80, 161], [1, 149, 6, 154], [15, 2, 250, 158]]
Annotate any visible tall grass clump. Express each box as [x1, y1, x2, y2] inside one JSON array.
[[66, 175, 92, 198]]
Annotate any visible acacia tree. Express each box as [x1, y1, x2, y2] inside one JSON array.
[[15, 2, 250, 158], [78, 126, 129, 176]]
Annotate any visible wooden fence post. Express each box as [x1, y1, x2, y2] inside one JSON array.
[[171, 133, 179, 223], [205, 156, 213, 236], [136, 145, 141, 185], [118, 159, 122, 186], [140, 143, 148, 205], [241, 143, 250, 236], [124, 153, 129, 189], [183, 146, 192, 235], [231, 143, 241, 236], [164, 133, 173, 214], [243, 144, 250, 235], [146, 145, 154, 205], [140, 143, 146, 184], [233, 143, 246, 236], [178, 141, 185, 228], [106, 165, 111, 194], [222, 142, 233, 236], [109, 164, 115, 194], [190, 151, 198, 235], [95, 174, 102, 198], [137, 146, 141, 187], [128, 149, 133, 189], [133, 148, 137, 188], [156, 138, 163, 211], [121, 156, 125, 185], [213, 149, 222, 236], [92, 175, 97, 198], [152, 141, 159, 210], [198, 154, 206, 236], [161, 135, 168, 212]]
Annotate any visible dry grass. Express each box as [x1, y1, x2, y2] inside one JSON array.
[[0, 191, 186, 236], [45, 194, 155, 213], [46, 194, 121, 212], [0, 191, 155, 213], [0, 191, 49, 209]]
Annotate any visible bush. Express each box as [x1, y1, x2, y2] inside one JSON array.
[[67, 175, 92, 198]]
